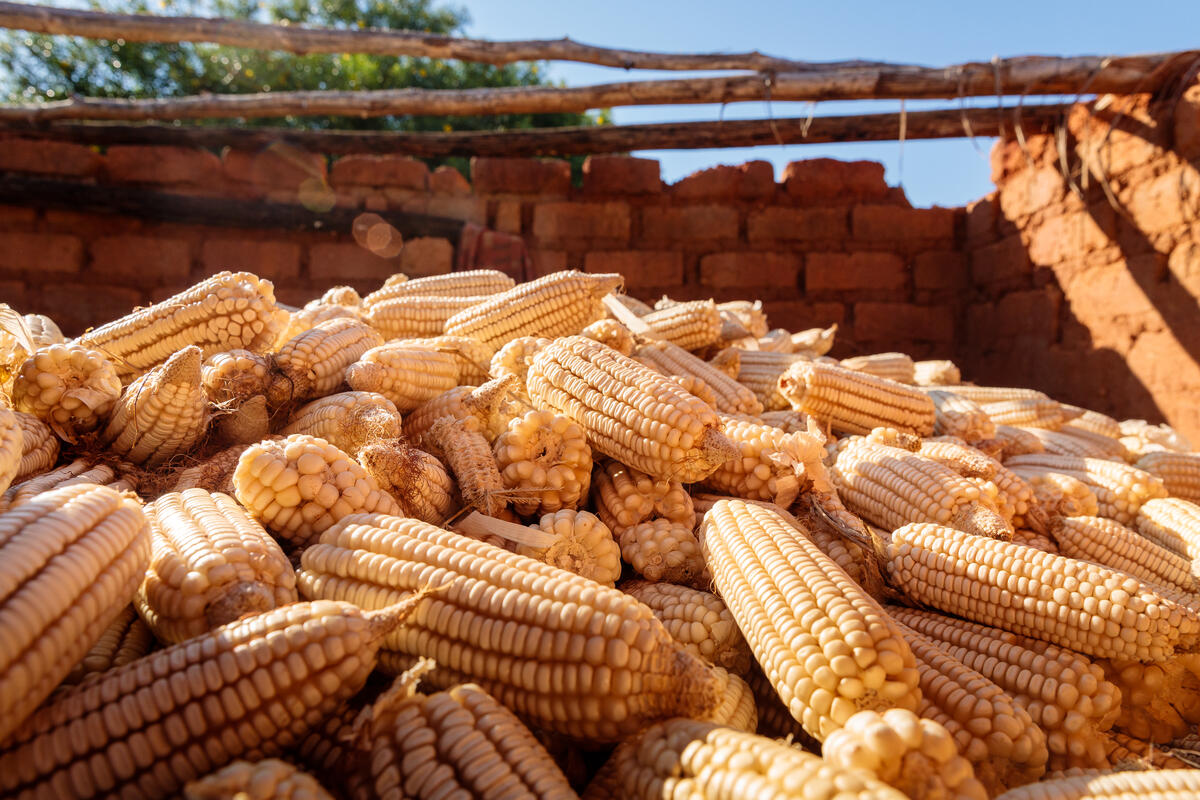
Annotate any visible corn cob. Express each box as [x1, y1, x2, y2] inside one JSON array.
[[699, 413, 829, 506], [1136, 498, 1200, 564], [362, 268, 516, 306], [755, 328, 796, 352], [636, 300, 722, 351], [212, 393, 270, 445], [234, 433, 401, 549], [169, 442, 255, 495], [62, 605, 156, 685], [824, 708, 990, 800], [494, 408, 593, 515], [779, 360, 936, 436], [78, 271, 284, 380], [344, 341, 460, 412], [183, 760, 334, 800], [605, 292, 653, 317], [0, 596, 424, 800], [289, 703, 362, 795], [993, 770, 1200, 800], [2, 457, 138, 511], [281, 391, 401, 456], [1097, 656, 1200, 742], [1016, 425, 1131, 461], [357, 438, 456, 524], [11, 343, 122, 442], [19, 312, 64, 347], [756, 408, 811, 434], [1062, 408, 1123, 439], [980, 396, 1078, 430], [278, 303, 362, 347], [313, 285, 362, 307], [391, 334, 493, 384], [12, 410, 57, 483], [890, 606, 1120, 770], [620, 579, 753, 673], [695, 666, 757, 733], [661, 373, 717, 409], [591, 459, 696, 534], [740, 663, 814, 744], [528, 336, 736, 483], [1005, 453, 1168, 524], [426, 416, 508, 517], [840, 352, 917, 384], [489, 335, 552, 388], [268, 317, 383, 405], [730, 350, 806, 411], [921, 438, 1046, 529], [877, 522, 1200, 661], [1120, 419, 1193, 458], [362, 294, 488, 340], [351, 667, 578, 800], [444, 270, 623, 351], [1008, 466, 1101, 518], [707, 347, 740, 378], [137, 489, 299, 643], [0, 483, 150, 743], [994, 423, 1048, 457], [298, 513, 723, 741], [1135, 451, 1200, 503], [914, 359, 962, 386], [591, 718, 907, 800], [1105, 732, 1190, 770], [1053, 515, 1200, 595], [926, 389, 997, 442], [789, 323, 838, 356], [577, 318, 633, 356], [717, 299, 768, 339], [1012, 526, 1060, 553], [702, 499, 921, 740], [512, 509, 621, 586], [917, 436, 998, 478], [831, 438, 1013, 539], [618, 518, 708, 588], [635, 339, 762, 416], [200, 349, 271, 405]]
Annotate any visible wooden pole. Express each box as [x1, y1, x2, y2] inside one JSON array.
[[0, 104, 1069, 156]]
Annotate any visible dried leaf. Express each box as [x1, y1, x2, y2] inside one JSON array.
[[0, 305, 35, 358]]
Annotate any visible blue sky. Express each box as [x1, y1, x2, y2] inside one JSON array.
[[462, 0, 1199, 207]]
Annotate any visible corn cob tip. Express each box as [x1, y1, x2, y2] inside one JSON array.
[[671, 647, 724, 719], [589, 273, 625, 297], [364, 584, 440, 641], [160, 344, 204, 384], [954, 503, 1015, 541]]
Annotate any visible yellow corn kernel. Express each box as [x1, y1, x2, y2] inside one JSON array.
[[702, 412, 830, 506], [635, 339, 763, 416], [281, 390, 401, 456], [201, 348, 271, 405], [62, 605, 156, 685], [269, 317, 383, 405], [363, 294, 488, 339], [618, 518, 708, 588], [12, 410, 57, 484], [488, 335, 552, 387], [345, 341, 461, 412], [495, 408, 593, 516], [362, 268, 516, 305], [780, 360, 936, 436], [591, 459, 696, 535], [840, 352, 917, 383], [1006, 453, 1168, 524], [621, 579, 753, 673], [1096, 656, 1200, 743], [515, 509, 621, 586], [640, 300, 723, 350], [581, 317, 635, 356], [11, 342, 122, 442]]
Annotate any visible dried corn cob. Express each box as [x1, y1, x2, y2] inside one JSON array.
[[635, 339, 762, 416], [639, 300, 723, 351], [1017, 425, 1131, 461], [1105, 732, 1189, 770], [62, 605, 156, 685], [591, 459, 696, 534], [1012, 526, 1060, 553], [494, 408, 592, 515], [2, 457, 137, 510], [363, 294, 488, 339], [213, 393, 270, 445], [184, 760, 334, 800], [877, 522, 1200, 661], [840, 352, 917, 384], [489, 335, 552, 387], [101, 345, 210, 468], [289, 703, 363, 794], [779, 360, 936, 436], [403, 375, 519, 448], [170, 442, 254, 495], [269, 317, 383, 405], [1008, 467, 1100, 518], [917, 436, 998, 478], [974, 393, 1077, 430], [20, 313, 64, 347], [78, 271, 284, 379], [731, 350, 807, 411], [831, 438, 1013, 539], [513, 509, 621, 586], [699, 667, 758, 733], [890, 606, 1121, 769], [718, 299, 768, 340], [593, 718, 906, 800], [201, 348, 271, 405], [702, 499, 921, 740], [444, 270, 623, 350], [0, 483, 149, 743], [277, 302, 363, 347], [707, 347, 739, 378], [790, 323, 838, 356], [1064, 409, 1124, 440], [528, 336, 736, 483], [281, 391, 401, 456], [823, 708, 990, 800], [700, 413, 829, 506], [926, 389, 997, 442], [618, 518, 708, 588], [234, 433, 401, 549], [756, 328, 796, 352], [314, 285, 362, 307], [0, 597, 424, 799], [921, 438, 1043, 529], [138, 489, 298, 643], [757, 408, 811, 433], [913, 359, 962, 386], [620, 579, 753, 673], [664, 373, 718, 407], [358, 438, 456, 524], [11, 342, 122, 441], [1136, 498, 1200, 564], [362, 268, 516, 306], [1136, 451, 1200, 503], [993, 770, 1200, 800], [344, 341, 460, 412], [12, 410, 57, 483], [1053, 515, 1200, 595], [995, 424, 1048, 457], [1005, 453, 1168, 524], [1097, 656, 1200, 743], [298, 514, 723, 741], [392, 334, 493, 383], [580, 318, 635, 356], [427, 416, 508, 517], [1120, 419, 1193, 458]]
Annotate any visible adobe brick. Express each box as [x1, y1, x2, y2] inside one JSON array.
[[852, 205, 956, 242], [201, 239, 301, 280], [425, 194, 487, 225], [0, 232, 82, 273], [783, 158, 889, 203], [532, 202, 631, 244], [0, 205, 36, 227], [671, 161, 775, 200], [584, 251, 683, 288], [472, 157, 571, 195], [309, 241, 401, 282], [38, 284, 143, 336], [330, 154, 429, 190], [582, 156, 662, 195], [700, 252, 800, 288], [641, 205, 738, 243], [529, 249, 568, 277], [430, 165, 472, 195], [806, 252, 905, 292], [91, 236, 192, 283], [0, 281, 26, 308], [1028, 205, 1114, 266], [0, 138, 101, 177], [993, 288, 1060, 339], [399, 237, 454, 278], [914, 251, 968, 290], [760, 300, 846, 333], [854, 302, 953, 343], [493, 199, 522, 234], [966, 195, 998, 246], [224, 145, 328, 191], [104, 145, 222, 185], [747, 207, 847, 243], [971, 235, 1031, 285]]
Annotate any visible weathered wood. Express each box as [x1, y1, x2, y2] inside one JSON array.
[[0, 0, 881, 73], [0, 52, 1192, 123], [0, 104, 1069, 156], [0, 173, 465, 238]]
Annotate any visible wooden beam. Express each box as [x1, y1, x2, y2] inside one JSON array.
[[0, 1, 882, 73], [0, 52, 1192, 123], [0, 104, 1069, 156]]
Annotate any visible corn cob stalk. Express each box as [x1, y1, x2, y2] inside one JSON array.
[[427, 416, 508, 517], [1097, 656, 1200, 743], [618, 518, 708, 588], [779, 360, 936, 436], [1005, 453, 1168, 524], [78, 271, 284, 380], [702, 499, 921, 740], [635, 339, 763, 416], [276, 302, 363, 347], [200, 348, 271, 405], [234, 433, 401, 550], [494, 408, 593, 515], [1136, 498, 1200, 563], [169, 441, 254, 495], [639, 300, 723, 351], [591, 718, 907, 800], [0, 596, 425, 799], [926, 389, 997, 442], [580, 318, 636, 355], [489, 335, 552, 386], [889, 606, 1121, 769], [357, 438, 456, 524], [1064, 408, 1123, 439], [840, 352, 917, 383], [823, 708, 990, 800], [1120, 419, 1193, 458], [620, 579, 753, 673], [100, 345, 210, 469], [1053, 515, 1200, 595], [731, 349, 805, 412], [281, 391, 401, 456], [362, 268, 516, 306], [528, 336, 736, 483], [62, 605, 156, 685], [591, 459, 696, 534], [875, 522, 1200, 661], [268, 317, 383, 405], [403, 375, 519, 448], [362, 294, 488, 339], [913, 359, 962, 386], [11, 343, 122, 442], [444, 270, 623, 350], [1017, 425, 1131, 461], [0, 483, 149, 743], [831, 438, 1014, 539], [699, 412, 829, 506], [344, 341, 460, 412], [512, 509, 621, 586], [2, 457, 138, 510], [298, 513, 723, 741], [184, 760, 334, 800], [12, 410, 57, 483], [1135, 451, 1200, 503], [1009, 466, 1101, 518], [137, 489, 299, 643], [994, 423, 1048, 457], [993, 770, 1200, 800]]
